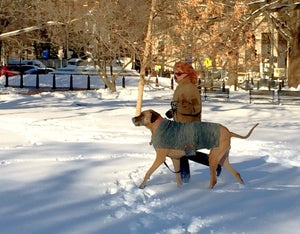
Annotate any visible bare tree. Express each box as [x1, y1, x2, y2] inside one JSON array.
[[0, 0, 36, 63], [59, 0, 150, 92], [265, 0, 300, 87], [151, 0, 256, 85], [135, 0, 157, 116], [2, 0, 299, 88], [227, 0, 300, 87], [0, 0, 151, 92]]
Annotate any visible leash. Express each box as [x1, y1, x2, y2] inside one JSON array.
[[164, 161, 181, 174]]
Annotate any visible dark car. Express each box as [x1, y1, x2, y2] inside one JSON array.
[[0, 64, 54, 76], [1, 65, 32, 76], [25, 66, 54, 74], [241, 80, 254, 90]]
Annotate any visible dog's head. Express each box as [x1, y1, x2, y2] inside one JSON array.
[[132, 109, 161, 128]]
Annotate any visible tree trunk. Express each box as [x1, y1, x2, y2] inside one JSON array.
[[288, 29, 300, 88], [228, 70, 238, 87], [92, 59, 118, 92], [104, 76, 117, 92], [111, 58, 133, 85], [135, 0, 156, 116], [288, 55, 300, 88], [287, 5, 300, 88], [0, 41, 2, 64], [227, 53, 239, 87]]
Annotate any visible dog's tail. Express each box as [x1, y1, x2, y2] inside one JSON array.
[[230, 123, 259, 139]]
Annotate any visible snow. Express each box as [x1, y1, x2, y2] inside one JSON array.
[[1, 71, 300, 234]]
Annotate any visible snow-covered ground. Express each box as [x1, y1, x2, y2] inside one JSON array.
[[1, 72, 300, 234]]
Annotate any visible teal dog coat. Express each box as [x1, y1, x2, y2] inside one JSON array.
[[151, 119, 221, 156]]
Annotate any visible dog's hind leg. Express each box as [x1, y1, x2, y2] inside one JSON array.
[[171, 158, 182, 187], [222, 158, 244, 185], [208, 148, 220, 189], [208, 146, 230, 189]]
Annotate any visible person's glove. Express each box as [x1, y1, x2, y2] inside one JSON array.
[[171, 101, 178, 112], [166, 101, 178, 119], [165, 109, 173, 118]]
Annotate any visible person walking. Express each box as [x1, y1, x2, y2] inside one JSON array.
[[166, 61, 221, 182]]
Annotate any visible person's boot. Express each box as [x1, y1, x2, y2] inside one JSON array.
[[216, 164, 222, 177], [180, 156, 190, 183]]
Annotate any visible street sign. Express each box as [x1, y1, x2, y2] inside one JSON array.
[[155, 65, 162, 71], [204, 58, 211, 68], [57, 49, 64, 59]]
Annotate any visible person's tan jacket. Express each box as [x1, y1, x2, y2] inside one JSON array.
[[173, 78, 202, 123]]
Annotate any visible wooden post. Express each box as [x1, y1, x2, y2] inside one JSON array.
[[234, 78, 238, 91], [156, 76, 159, 87], [52, 74, 56, 89], [5, 74, 8, 87], [70, 74, 73, 90], [122, 76, 125, 88], [20, 72, 24, 88], [204, 87, 208, 100], [171, 77, 174, 90], [36, 73, 40, 89], [87, 75, 91, 90]]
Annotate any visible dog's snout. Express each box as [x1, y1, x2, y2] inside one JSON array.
[[132, 116, 142, 126], [132, 117, 137, 125]]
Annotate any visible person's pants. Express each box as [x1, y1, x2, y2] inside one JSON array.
[[180, 156, 190, 183], [180, 152, 209, 183]]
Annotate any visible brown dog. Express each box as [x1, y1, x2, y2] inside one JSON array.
[[132, 109, 258, 189]]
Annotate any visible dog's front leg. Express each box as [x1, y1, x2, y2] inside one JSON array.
[[139, 150, 166, 189], [171, 158, 182, 187]]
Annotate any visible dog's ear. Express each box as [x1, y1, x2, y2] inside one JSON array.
[[150, 110, 160, 123]]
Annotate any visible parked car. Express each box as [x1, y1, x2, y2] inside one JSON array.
[[68, 58, 93, 66], [1, 60, 54, 76], [0, 64, 54, 76], [19, 60, 54, 74], [1, 65, 32, 76], [241, 80, 254, 90], [25, 66, 54, 74], [68, 58, 84, 66], [258, 78, 277, 88]]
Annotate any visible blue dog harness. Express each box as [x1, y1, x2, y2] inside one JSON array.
[[151, 119, 221, 156]]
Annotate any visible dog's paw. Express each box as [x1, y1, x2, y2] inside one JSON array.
[[139, 184, 146, 189]]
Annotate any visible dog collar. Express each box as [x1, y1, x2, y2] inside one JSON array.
[[151, 117, 163, 133]]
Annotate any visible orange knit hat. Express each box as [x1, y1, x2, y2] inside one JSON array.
[[173, 62, 198, 84]]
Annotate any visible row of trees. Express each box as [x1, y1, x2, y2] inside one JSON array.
[[1, 0, 300, 97]]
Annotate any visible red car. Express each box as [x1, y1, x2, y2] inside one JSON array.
[[1, 65, 18, 76], [0, 65, 41, 76]]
